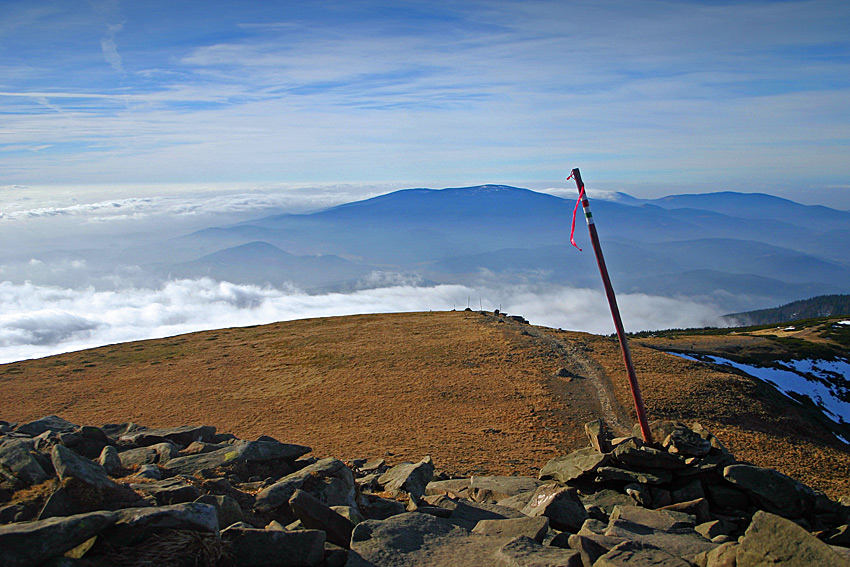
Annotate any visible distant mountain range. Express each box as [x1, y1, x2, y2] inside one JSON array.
[[160, 185, 850, 312]]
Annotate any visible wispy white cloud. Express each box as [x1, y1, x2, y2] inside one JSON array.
[[0, 1, 847, 197], [0, 278, 725, 364], [100, 22, 125, 75]]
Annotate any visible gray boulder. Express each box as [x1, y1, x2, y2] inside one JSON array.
[[427, 476, 543, 504], [723, 464, 816, 518], [254, 458, 356, 513], [736, 510, 850, 567], [0, 510, 117, 567], [664, 427, 711, 458], [346, 512, 498, 567], [604, 506, 715, 560], [104, 502, 218, 546], [289, 488, 354, 548], [378, 456, 434, 503], [221, 524, 326, 567], [118, 442, 180, 467], [538, 447, 610, 484], [472, 516, 550, 543], [15, 416, 79, 437], [130, 477, 202, 505], [96, 445, 122, 476], [51, 444, 138, 510], [612, 441, 687, 470], [521, 484, 588, 533], [118, 425, 217, 447], [0, 440, 50, 488], [195, 494, 244, 529], [496, 535, 582, 566], [595, 540, 693, 566], [165, 439, 311, 476]]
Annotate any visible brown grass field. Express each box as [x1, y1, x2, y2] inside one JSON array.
[[2, 310, 849, 498]]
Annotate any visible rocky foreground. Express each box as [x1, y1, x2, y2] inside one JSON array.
[[1, 416, 850, 566]]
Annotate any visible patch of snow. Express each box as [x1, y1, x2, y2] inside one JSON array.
[[837, 320, 850, 325], [666, 353, 850, 425], [835, 433, 850, 445]]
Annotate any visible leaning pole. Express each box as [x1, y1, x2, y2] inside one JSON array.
[[569, 168, 653, 444]]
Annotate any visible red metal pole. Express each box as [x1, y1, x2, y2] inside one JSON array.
[[570, 168, 653, 444]]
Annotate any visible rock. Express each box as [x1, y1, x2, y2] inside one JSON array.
[[609, 505, 696, 533], [96, 445, 122, 476], [426, 478, 474, 498], [378, 456, 434, 502], [15, 416, 79, 437], [521, 484, 589, 533], [698, 541, 738, 567], [736, 510, 850, 566], [822, 524, 850, 547], [331, 505, 364, 525], [118, 442, 180, 468], [565, 533, 626, 566], [222, 524, 326, 567], [723, 463, 816, 518], [195, 494, 244, 529], [358, 493, 407, 520], [0, 510, 116, 567], [471, 516, 550, 543], [469, 476, 544, 503], [497, 491, 538, 512], [104, 502, 218, 546], [659, 498, 711, 525], [612, 441, 688, 470], [585, 418, 614, 453], [118, 425, 217, 447], [0, 440, 50, 488], [496, 535, 582, 566], [538, 447, 610, 483], [695, 520, 726, 540], [129, 463, 162, 480], [664, 427, 711, 458], [289, 488, 354, 548], [705, 483, 750, 512], [605, 508, 716, 560], [165, 440, 311, 476], [347, 512, 507, 567], [595, 466, 673, 486], [131, 477, 202, 505], [625, 483, 652, 507], [578, 489, 636, 517], [254, 458, 356, 513], [670, 479, 704, 503], [183, 440, 228, 455], [438, 498, 528, 530], [595, 540, 693, 566], [51, 444, 138, 511]]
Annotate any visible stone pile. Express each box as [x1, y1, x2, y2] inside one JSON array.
[[0, 414, 849, 566]]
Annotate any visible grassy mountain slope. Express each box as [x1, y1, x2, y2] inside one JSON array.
[[2, 311, 848, 497]]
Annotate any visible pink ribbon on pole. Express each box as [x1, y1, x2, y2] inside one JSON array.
[[567, 172, 584, 251]]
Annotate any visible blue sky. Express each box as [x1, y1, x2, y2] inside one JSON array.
[[2, 0, 849, 206]]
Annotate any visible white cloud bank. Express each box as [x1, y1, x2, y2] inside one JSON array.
[[0, 279, 725, 364]]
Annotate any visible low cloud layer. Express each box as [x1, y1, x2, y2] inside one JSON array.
[[0, 278, 725, 364]]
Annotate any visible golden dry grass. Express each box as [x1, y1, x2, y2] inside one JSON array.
[[2, 310, 849, 498]]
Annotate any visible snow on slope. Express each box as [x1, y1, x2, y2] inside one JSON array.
[[671, 354, 850, 437]]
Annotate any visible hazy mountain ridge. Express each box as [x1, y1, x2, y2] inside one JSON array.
[[726, 294, 850, 327], [162, 185, 850, 312]]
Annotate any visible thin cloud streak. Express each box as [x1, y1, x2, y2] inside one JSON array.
[[0, 1, 847, 193]]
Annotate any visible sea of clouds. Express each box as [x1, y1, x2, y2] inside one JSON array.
[[0, 184, 726, 363], [0, 277, 724, 364]]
